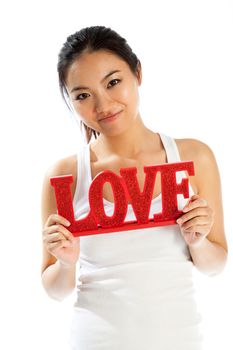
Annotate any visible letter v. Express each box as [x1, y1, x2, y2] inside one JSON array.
[[120, 166, 159, 224]]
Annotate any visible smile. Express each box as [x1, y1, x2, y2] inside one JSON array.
[[99, 111, 122, 123]]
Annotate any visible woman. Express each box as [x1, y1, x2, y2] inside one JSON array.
[[41, 26, 228, 350]]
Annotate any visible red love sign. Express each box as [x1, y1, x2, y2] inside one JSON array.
[[50, 161, 194, 237]]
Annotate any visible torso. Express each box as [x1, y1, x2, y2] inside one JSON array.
[[67, 136, 199, 204]]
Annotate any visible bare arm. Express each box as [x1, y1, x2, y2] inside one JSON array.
[[188, 237, 228, 276], [40, 158, 80, 301], [41, 259, 76, 301], [177, 139, 228, 276]]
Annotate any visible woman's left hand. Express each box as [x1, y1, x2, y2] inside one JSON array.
[[176, 194, 215, 248]]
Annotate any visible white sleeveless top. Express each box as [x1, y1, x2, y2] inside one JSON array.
[[69, 132, 204, 350]]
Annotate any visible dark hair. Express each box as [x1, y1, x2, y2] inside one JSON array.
[[57, 25, 141, 144]]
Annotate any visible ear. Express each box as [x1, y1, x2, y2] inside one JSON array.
[[136, 60, 142, 86]]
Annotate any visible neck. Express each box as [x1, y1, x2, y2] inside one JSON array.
[[94, 113, 157, 159]]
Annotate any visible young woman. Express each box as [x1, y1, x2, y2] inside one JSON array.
[[41, 26, 228, 350]]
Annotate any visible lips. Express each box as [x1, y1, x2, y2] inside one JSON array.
[[99, 110, 122, 121]]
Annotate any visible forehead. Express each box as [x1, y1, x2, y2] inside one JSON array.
[[65, 50, 130, 87]]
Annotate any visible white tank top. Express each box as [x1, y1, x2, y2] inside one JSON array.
[[69, 132, 204, 350]]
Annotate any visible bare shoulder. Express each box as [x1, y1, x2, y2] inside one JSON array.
[[175, 137, 215, 163], [46, 153, 77, 174], [175, 137, 218, 192], [45, 153, 78, 195], [43, 153, 78, 207]]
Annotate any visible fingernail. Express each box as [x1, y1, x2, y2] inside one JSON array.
[[176, 218, 182, 224], [66, 221, 71, 226]]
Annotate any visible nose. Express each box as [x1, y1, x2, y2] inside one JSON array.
[[95, 92, 114, 117]]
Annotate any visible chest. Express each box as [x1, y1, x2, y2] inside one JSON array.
[[90, 150, 197, 204]]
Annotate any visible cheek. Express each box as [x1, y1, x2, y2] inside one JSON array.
[[73, 103, 92, 119], [120, 83, 137, 101], [119, 86, 130, 100]]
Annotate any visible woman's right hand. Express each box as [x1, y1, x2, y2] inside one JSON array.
[[42, 214, 80, 267]]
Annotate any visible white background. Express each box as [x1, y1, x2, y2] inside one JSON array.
[[0, 0, 232, 349]]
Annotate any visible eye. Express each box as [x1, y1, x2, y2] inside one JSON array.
[[108, 79, 121, 88], [74, 79, 121, 101], [74, 93, 89, 101]]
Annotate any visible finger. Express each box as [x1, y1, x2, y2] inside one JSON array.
[[183, 197, 208, 212], [43, 231, 66, 244], [43, 224, 73, 242], [48, 239, 71, 252], [182, 231, 196, 242], [177, 207, 209, 224], [182, 224, 209, 235], [45, 214, 71, 228], [189, 194, 200, 201], [183, 194, 199, 208], [183, 232, 201, 245], [42, 225, 59, 237], [190, 232, 196, 241], [180, 216, 210, 230], [56, 224, 74, 242]]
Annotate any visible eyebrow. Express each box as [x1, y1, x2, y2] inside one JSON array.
[[70, 69, 121, 93]]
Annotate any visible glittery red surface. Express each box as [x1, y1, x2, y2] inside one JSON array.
[[120, 166, 157, 224], [49, 161, 195, 237], [89, 170, 128, 228]]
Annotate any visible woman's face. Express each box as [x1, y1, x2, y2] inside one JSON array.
[[65, 49, 142, 136]]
